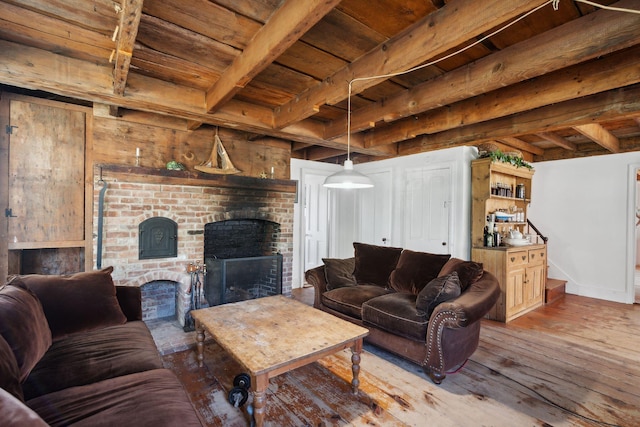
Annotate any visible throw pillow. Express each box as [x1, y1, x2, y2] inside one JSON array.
[[415, 272, 462, 318], [322, 257, 356, 290], [353, 242, 403, 288], [18, 267, 127, 340], [0, 280, 52, 382], [438, 258, 484, 292], [389, 250, 451, 294]]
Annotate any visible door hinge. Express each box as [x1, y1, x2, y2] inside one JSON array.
[[5, 208, 17, 218], [5, 125, 18, 134]]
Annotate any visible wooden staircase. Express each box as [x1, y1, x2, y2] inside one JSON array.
[[545, 278, 566, 304]]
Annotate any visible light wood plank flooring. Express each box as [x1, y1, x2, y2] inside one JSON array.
[[158, 289, 639, 426]]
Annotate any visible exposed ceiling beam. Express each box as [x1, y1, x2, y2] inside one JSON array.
[[112, 0, 143, 96], [573, 123, 620, 153], [362, 44, 640, 148], [272, 0, 550, 128], [0, 39, 384, 154], [205, 0, 341, 113], [0, 1, 113, 62], [498, 137, 545, 156], [535, 132, 578, 151], [343, 2, 640, 144], [398, 84, 640, 155], [303, 146, 346, 161]]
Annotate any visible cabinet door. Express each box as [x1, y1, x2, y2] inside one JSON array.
[[506, 265, 527, 317], [8, 99, 85, 246], [526, 263, 546, 306]]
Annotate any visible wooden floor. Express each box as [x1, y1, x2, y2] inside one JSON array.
[[164, 289, 640, 426]]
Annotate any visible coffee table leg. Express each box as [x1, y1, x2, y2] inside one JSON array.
[[253, 374, 268, 427], [195, 320, 205, 368], [351, 338, 363, 394]]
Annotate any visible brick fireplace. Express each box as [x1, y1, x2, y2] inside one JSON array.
[[92, 166, 296, 327]]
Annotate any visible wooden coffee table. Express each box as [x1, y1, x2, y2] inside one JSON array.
[[191, 295, 369, 427]]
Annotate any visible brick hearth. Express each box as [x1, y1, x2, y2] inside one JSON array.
[[93, 168, 295, 326]]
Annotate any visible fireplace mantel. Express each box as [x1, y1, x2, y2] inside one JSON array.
[[96, 164, 297, 194]]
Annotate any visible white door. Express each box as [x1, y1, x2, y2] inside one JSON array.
[[404, 166, 451, 254], [303, 173, 330, 272], [358, 169, 393, 246]]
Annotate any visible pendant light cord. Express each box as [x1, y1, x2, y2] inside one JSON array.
[[344, 0, 640, 149]]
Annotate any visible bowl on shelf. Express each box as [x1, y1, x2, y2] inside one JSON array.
[[503, 237, 531, 247]]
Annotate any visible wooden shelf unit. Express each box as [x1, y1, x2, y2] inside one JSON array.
[[471, 158, 534, 247], [471, 158, 545, 322]]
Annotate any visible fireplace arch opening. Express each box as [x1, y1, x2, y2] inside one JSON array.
[[203, 218, 282, 306]]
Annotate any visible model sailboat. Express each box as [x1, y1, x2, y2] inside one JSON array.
[[194, 130, 241, 175]]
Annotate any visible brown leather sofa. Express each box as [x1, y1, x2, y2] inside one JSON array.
[[0, 268, 203, 426], [305, 243, 500, 384]]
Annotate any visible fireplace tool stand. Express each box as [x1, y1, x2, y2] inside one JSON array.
[[183, 261, 205, 332]]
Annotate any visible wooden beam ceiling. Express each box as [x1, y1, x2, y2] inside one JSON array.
[[273, 0, 550, 129], [1, 0, 639, 164], [205, 0, 341, 113]]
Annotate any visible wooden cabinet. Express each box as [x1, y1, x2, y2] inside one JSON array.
[[473, 245, 546, 322], [471, 158, 545, 322]]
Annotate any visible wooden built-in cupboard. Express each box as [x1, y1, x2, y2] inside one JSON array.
[[0, 93, 93, 280], [471, 158, 546, 322]]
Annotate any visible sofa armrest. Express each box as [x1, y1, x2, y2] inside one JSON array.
[[430, 271, 500, 329], [423, 271, 500, 383], [115, 286, 142, 321], [304, 266, 328, 309]]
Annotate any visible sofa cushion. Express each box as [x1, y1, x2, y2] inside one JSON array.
[[0, 280, 52, 382], [0, 334, 23, 402], [323, 257, 356, 290], [27, 369, 203, 427], [389, 250, 451, 294], [322, 285, 391, 319], [438, 258, 484, 292], [362, 293, 428, 341], [416, 272, 462, 318], [353, 242, 403, 287], [22, 321, 164, 400], [0, 388, 48, 427], [18, 267, 127, 340]]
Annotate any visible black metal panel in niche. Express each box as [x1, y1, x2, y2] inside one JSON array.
[[204, 219, 279, 259], [139, 217, 178, 259]]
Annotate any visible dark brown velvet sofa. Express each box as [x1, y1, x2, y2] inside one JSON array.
[[0, 267, 203, 427], [305, 243, 500, 384]]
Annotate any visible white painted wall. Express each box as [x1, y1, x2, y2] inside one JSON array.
[[528, 152, 640, 304], [291, 146, 476, 288]]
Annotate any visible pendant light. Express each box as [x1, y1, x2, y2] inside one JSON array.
[[323, 81, 374, 189]]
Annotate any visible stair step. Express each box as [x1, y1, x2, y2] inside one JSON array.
[[545, 278, 566, 304]]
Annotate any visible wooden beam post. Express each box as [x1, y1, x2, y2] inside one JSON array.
[[205, 0, 341, 113], [573, 124, 620, 153], [112, 0, 143, 96]]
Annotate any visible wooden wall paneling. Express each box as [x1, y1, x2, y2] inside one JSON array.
[[92, 114, 292, 179], [84, 108, 93, 271], [0, 92, 9, 281], [7, 98, 86, 246]]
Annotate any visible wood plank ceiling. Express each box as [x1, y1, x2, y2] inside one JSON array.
[[1, 0, 639, 164]]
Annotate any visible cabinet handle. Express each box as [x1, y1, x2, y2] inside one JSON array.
[[510, 257, 515, 262], [522, 255, 526, 261], [531, 254, 535, 259]]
